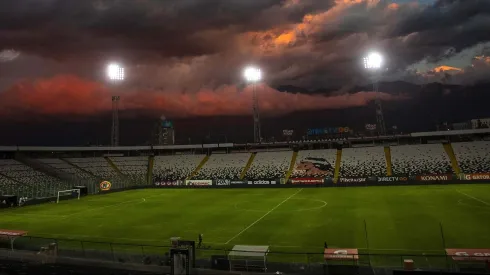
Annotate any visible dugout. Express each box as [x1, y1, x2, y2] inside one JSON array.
[[0, 229, 28, 251], [228, 245, 269, 272], [0, 195, 17, 208]]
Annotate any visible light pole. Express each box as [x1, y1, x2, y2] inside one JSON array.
[[106, 63, 125, 146], [363, 52, 386, 136], [243, 66, 262, 143]]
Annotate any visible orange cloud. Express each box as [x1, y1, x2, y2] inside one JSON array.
[[0, 75, 404, 118], [433, 65, 463, 73]]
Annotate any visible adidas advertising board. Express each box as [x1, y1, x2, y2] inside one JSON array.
[[215, 179, 230, 186]]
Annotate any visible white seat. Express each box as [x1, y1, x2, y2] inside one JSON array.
[[453, 141, 490, 173]]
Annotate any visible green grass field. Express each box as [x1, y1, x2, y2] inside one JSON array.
[[1, 184, 490, 266]]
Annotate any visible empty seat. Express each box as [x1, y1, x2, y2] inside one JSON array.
[[245, 151, 292, 180], [341, 147, 386, 177], [194, 153, 250, 180], [391, 144, 452, 176], [453, 141, 490, 173]]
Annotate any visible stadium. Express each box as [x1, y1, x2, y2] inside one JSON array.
[[1, 128, 489, 275]]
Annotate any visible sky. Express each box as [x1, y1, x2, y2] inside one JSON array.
[[0, 0, 490, 145]]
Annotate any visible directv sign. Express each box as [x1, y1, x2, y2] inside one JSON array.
[[162, 120, 173, 128], [307, 127, 350, 135]]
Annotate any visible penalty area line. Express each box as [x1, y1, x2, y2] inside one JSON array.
[[225, 188, 303, 245], [456, 189, 490, 206]]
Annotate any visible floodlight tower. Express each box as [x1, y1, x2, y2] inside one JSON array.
[[243, 66, 262, 143], [106, 63, 125, 146], [363, 52, 386, 136]]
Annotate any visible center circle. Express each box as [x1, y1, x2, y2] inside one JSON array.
[[235, 198, 327, 212]]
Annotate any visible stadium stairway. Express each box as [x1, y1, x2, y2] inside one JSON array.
[[284, 150, 298, 183], [443, 143, 461, 174], [384, 146, 393, 176], [146, 155, 154, 185], [333, 148, 342, 183], [60, 158, 99, 178], [105, 157, 124, 176], [187, 155, 210, 180], [14, 154, 77, 184], [240, 152, 256, 180]]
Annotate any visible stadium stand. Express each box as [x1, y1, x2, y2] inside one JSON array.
[[340, 146, 387, 177], [193, 153, 250, 180], [66, 158, 118, 180], [390, 144, 453, 176], [0, 159, 70, 198], [453, 141, 490, 173], [39, 158, 93, 179], [0, 174, 17, 196], [153, 154, 204, 180], [291, 149, 336, 178], [245, 151, 292, 180], [111, 156, 148, 184]]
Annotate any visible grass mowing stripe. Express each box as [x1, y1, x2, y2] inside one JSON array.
[[62, 192, 171, 218], [456, 189, 490, 206], [225, 188, 303, 244]]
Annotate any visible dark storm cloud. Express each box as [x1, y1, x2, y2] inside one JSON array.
[[389, 0, 490, 38], [1, 0, 490, 113], [0, 0, 334, 60]]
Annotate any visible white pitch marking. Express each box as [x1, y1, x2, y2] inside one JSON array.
[[456, 190, 490, 206], [63, 192, 166, 219], [225, 188, 303, 244]]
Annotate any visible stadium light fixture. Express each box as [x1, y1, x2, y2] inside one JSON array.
[[106, 63, 125, 81], [363, 52, 383, 70], [243, 66, 262, 83]]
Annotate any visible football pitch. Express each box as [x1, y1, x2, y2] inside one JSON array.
[[1, 184, 490, 265]]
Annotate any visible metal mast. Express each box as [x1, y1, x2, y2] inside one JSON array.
[[252, 84, 262, 143], [374, 81, 386, 136], [111, 95, 120, 146]]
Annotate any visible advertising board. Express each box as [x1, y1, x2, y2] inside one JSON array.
[[185, 180, 212, 186], [308, 127, 350, 135], [247, 180, 277, 185], [338, 178, 368, 183], [230, 180, 247, 185], [461, 173, 490, 181], [446, 249, 490, 261], [215, 179, 231, 186], [416, 174, 454, 181], [100, 181, 112, 191], [377, 176, 408, 183], [290, 178, 324, 184], [324, 249, 359, 260], [155, 180, 183, 186]]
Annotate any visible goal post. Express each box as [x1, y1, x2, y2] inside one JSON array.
[[56, 189, 81, 204]]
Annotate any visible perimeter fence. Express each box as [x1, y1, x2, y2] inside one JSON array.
[[1, 236, 489, 274]]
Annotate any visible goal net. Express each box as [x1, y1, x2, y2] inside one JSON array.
[[56, 189, 81, 204]]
